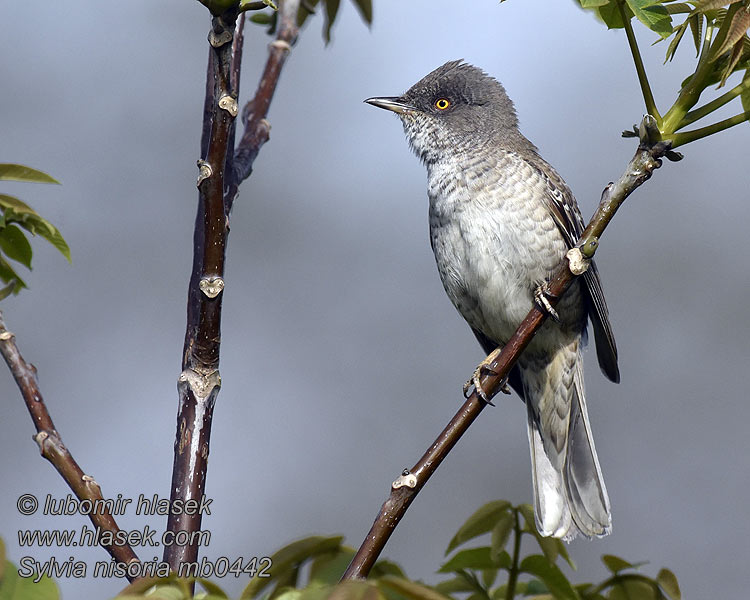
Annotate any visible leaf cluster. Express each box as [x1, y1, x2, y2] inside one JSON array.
[[247, 0, 372, 42], [0, 164, 70, 301], [109, 501, 681, 600], [433, 501, 679, 600], [576, 1, 750, 147]]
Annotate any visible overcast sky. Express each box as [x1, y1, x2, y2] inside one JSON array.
[[1, 1, 748, 598]]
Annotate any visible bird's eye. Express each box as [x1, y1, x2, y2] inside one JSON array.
[[434, 98, 451, 110]]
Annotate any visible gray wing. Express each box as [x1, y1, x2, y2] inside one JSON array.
[[525, 154, 620, 384]]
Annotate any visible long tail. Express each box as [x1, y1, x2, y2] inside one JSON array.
[[524, 346, 611, 540]]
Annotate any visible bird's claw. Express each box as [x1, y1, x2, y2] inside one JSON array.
[[534, 283, 559, 322], [464, 347, 509, 405]]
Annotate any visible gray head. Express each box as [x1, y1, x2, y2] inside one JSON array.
[[366, 60, 533, 164]]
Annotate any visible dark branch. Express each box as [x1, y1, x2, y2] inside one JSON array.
[[165, 8, 239, 573], [167, 0, 300, 576], [341, 122, 670, 580], [0, 311, 140, 575], [201, 48, 216, 160]]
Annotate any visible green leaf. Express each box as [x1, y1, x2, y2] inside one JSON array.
[[240, 536, 344, 599], [606, 577, 658, 600], [0, 194, 71, 262], [689, 13, 704, 54], [489, 510, 514, 560], [377, 576, 452, 600], [296, 0, 321, 28], [439, 547, 498, 573], [433, 576, 476, 595], [250, 11, 274, 24], [664, 19, 690, 62], [481, 567, 498, 589], [324, 0, 340, 42], [371, 559, 407, 579], [0, 256, 28, 290], [712, 4, 750, 58], [7, 216, 70, 263], [280, 583, 381, 600], [525, 578, 549, 595], [0, 225, 33, 269], [554, 538, 576, 570], [0, 164, 59, 184], [665, 3, 693, 15], [578, 0, 610, 7], [198, 0, 241, 16], [516, 503, 536, 529], [0, 194, 36, 214], [597, 0, 634, 29], [0, 559, 61, 600], [351, 0, 372, 23], [115, 574, 176, 596], [741, 69, 750, 117], [309, 547, 356, 585], [515, 504, 560, 566], [626, 0, 673, 37], [656, 568, 681, 600], [0, 280, 14, 300], [446, 500, 512, 554], [519, 555, 580, 600], [197, 578, 229, 598], [601, 555, 633, 574]]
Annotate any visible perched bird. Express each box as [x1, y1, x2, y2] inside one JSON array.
[[366, 60, 619, 540]]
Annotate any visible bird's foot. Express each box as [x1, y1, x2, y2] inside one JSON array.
[[463, 347, 510, 404], [534, 282, 559, 322]]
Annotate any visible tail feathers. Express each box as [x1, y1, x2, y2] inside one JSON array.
[[565, 362, 611, 536], [526, 359, 611, 540], [527, 411, 572, 538]]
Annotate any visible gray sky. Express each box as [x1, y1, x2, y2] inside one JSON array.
[[1, 1, 748, 598]]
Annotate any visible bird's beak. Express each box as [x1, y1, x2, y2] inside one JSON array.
[[364, 96, 416, 115]]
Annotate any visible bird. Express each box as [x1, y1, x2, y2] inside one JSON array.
[[365, 60, 619, 540]]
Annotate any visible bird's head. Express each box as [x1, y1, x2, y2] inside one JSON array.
[[366, 60, 522, 164]]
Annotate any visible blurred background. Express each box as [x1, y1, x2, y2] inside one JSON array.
[[1, 1, 747, 598]]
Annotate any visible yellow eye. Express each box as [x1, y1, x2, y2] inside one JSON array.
[[435, 98, 451, 110]]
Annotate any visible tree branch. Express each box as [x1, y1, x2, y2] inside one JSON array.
[[669, 110, 750, 147], [0, 311, 140, 576], [165, 8, 239, 573], [165, 0, 300, 574], [677, 76, 750, 130], [227, 0, 300, 212], [341, 119, 671, 580]]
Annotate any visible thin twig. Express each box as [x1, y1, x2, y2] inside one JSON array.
[[227, 0, 301, 212], [678, 76, 750, 129], [618, 0, 661, 123], [341, 120, 671, 580], [225, 12, 246, 199], [669, 110, 750, 147], [0, 311, 140, 575]]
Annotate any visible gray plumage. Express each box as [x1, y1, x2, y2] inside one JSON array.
[[366, 60, 618, 540]]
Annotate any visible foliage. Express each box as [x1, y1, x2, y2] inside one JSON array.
[[244, 0, 372, 42], [0, 537, 60, 600], [574, 0, 750, 148], [0, 164, 70, 301], [107, 502, 681, 600]]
